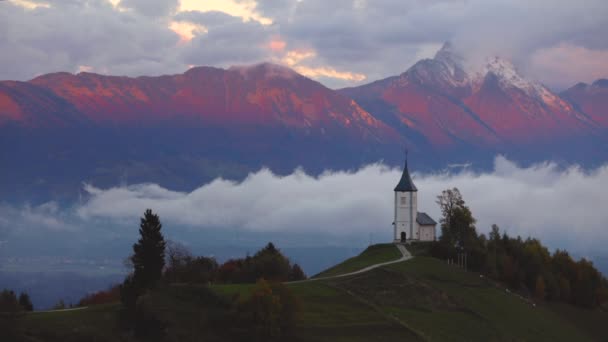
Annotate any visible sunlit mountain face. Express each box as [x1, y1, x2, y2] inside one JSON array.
[[0, 63, 404, 202], [560, 79, 608, 127], [0, 45, 607, 202], [340, 43, 607, 156]]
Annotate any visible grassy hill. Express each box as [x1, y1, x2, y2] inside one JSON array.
[[4, 244, 608, 341]]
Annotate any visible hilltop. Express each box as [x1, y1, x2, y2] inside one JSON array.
[[4, 243, 608, 341]]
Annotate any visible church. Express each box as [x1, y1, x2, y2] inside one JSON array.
[[393, 157, 437, 242]]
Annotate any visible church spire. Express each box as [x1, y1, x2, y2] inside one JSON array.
[[394, 150, 417, 192]]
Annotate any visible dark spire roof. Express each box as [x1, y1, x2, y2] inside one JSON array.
[[394, 155, 417, 192]]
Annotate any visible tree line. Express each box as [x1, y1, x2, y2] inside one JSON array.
[[115, 209, 304, 341], [430, 188, 608, 308], [0, 290, 33, 313]]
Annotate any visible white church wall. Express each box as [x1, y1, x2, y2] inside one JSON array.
[[419, 225, 436, 241], [394, 191, 418, 240]]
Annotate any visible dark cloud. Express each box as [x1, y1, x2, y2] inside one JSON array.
[[0, 0, 606, 88], [176, 10, 276, 67], [0, 0, 183, 79]]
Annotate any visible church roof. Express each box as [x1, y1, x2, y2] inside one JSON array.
[[416, 212, 437, 225], [394, 159, 417, 192]]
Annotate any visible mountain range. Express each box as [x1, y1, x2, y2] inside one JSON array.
[[1, 43, 607, 202]]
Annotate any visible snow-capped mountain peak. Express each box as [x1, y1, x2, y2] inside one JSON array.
[[433, 42, 469, 82], [471, 56, 573, 112], [481, 57, 533, 90]]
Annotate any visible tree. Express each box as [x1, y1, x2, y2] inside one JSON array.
[[436, 188, 476, 250], [252, 242, 291, 282], [535, 275, 546, 300], [238, 278, 282, 340], [0, 290, 21, 340], [0, 290, 20, 313], [52, 299, 66, 310], [131, 209, 166, 289], [436, 188, 465, 231], [288, 263, 307, 281], [18, 292, 33, 311], [236, 278, 300, 341]]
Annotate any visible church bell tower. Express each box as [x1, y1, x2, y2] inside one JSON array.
[[393, 154, 418, 242]]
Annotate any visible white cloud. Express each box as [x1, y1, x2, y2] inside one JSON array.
[[0, 201, 76, 233], [1, 156, 608, 256], [73, 157, 608, 253]]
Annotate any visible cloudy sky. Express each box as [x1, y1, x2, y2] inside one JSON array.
[[1, 0, 607, 89]]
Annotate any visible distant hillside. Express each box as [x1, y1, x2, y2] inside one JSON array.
[[5, 244, 607, 341]]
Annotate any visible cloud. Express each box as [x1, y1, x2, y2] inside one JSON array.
[[1, 0, 606, 88], [70, 157, 608, 255], [0, 201, 76, 234], [118, 0, 179, 17], [528, 43, 608, 89], [179, 0, 272, 25], [0, 0, 184, 80]]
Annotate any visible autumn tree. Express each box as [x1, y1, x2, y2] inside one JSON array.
[[237, 279, 300, 340], [535, 275, 546, 299]]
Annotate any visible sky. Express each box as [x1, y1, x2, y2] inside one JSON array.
[[2, 157, 608, 261], [1, 0, 607, 89]]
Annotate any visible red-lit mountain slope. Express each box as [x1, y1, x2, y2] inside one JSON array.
[[0, 63, 398, 144], [561, 79, 608, 127], [0, 80, 89, 127], [340, 43, 602, 148], [0, 63, 406, 201]]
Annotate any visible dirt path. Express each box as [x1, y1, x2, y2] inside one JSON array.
[[288, 244, 412, 284], [31, 306, 89, 314]]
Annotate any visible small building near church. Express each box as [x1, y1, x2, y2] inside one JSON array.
[[392, 157, 437, 242]]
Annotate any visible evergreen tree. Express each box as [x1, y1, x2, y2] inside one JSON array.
[[18, 292, 33, 311], [0, 290, 20, 313], [288, 264, 307, 281], [131, 209, 166, 289]]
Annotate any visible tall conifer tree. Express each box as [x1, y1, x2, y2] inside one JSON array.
[[131, 209, 166, 289]]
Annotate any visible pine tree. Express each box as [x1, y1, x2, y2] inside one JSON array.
[[288, 264, 306, 281], [131, 209, 166, 289], [18, 292, 33, 311]]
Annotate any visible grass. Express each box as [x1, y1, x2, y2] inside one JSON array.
[[17, 303, 122, 342], [287, 281, 422, 341], [546, 302, 608, 341], [382, 258, 594, 341], [405, 241, 434, 257], [5, 244, 608, 341], [313, 243, 401, 278]]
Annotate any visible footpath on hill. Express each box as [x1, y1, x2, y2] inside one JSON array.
[[288, 244, 411, 284]]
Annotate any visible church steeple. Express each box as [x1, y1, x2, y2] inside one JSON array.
[[394, 152, 417, 192]]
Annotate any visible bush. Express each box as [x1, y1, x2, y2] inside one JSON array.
[[78, 285, 120, 307], [133, 294, 166, 341], [217, 243, 307, 284], [236, 279, 301, 341], [0, 290, 21, 313]]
